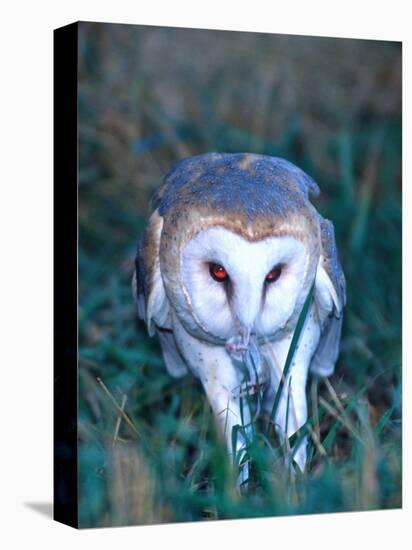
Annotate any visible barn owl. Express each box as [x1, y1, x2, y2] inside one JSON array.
[[133, 152, 345, 484]]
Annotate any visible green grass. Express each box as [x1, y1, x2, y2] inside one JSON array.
[[77, 23, 401, 528]]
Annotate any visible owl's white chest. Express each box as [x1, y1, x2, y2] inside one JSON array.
[[171, 311, 242, 392]]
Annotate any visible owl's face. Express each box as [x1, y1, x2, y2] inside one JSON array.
[[172, 225, 315, 348]]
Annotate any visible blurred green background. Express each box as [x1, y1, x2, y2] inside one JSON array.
[[77, 22, 402, 528]]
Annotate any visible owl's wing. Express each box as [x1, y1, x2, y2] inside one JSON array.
[[311, 217, 346, 377], [133, 209, 172, 335], [156, 327, 189, 377], [133, 209, 188, 378]]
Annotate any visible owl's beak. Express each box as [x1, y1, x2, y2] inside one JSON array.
[[226, 273, 262, 360]]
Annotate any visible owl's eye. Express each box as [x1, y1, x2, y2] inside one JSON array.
[[209, 263, 229, 282], [266, 265, 282, 284]]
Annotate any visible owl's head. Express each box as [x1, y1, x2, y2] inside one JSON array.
[[137, 153, 326, 353]]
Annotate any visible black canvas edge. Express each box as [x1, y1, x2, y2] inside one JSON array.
[[53, 22, 79, 529]]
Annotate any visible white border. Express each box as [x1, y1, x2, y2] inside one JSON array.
[[1, 0, 410, 547]]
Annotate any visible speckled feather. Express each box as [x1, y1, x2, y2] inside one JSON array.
[[158, 152, 320, 223]]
